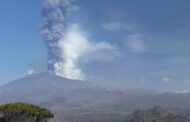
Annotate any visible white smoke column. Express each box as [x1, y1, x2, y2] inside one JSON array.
[[42, 0, 117, 80], [55, 24, 116, 80]]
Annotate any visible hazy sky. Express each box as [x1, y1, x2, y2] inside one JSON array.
[[0, 0, 190, 92]]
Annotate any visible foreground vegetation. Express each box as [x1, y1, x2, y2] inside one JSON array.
[[0, 102, 190, 122], [0, 102, 54, 122]]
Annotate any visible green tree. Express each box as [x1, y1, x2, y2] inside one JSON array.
[[0, 102, 54, 122]]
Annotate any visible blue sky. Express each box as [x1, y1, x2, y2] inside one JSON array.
[[0, 0, 190, 92], [0, 0, 45, 84]]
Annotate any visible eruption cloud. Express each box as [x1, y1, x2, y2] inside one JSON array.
[[42, 0, 117, 80]]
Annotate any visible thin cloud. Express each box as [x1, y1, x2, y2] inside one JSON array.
[[176, 90, 190, 94], [162, 77, 171, 83], [27, 69, 35, 75], [102, 22, 125, 31], [102, 21, 134, 31], [124, 34, 146, 53]]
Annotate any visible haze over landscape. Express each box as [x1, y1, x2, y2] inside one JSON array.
[[0, 0, 190, 122]]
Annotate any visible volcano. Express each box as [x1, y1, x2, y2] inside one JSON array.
[[1, 73, 190, 121], [0, 73, 126, 110]]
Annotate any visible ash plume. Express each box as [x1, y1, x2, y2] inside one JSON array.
[[42, 0, 117, 80], [42, 0, 78, 79]]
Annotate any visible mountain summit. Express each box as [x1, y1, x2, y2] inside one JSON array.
[[0, 73, 125, 110], [0, 73, 92, 103]]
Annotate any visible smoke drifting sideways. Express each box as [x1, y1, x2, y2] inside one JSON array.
[[42, 0, 117, 80]]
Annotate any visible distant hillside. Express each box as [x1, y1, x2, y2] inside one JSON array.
[[125, 106, 190, 122], [50, 106, 190, 122]]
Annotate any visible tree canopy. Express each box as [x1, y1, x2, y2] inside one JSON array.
[[0, 102, 54, 122]]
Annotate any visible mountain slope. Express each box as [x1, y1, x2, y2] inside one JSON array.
[[0, 73, 126, 110], [125, 106, 190, 122], [0, 73, 91, 103], [50, 107, 190, 122]]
